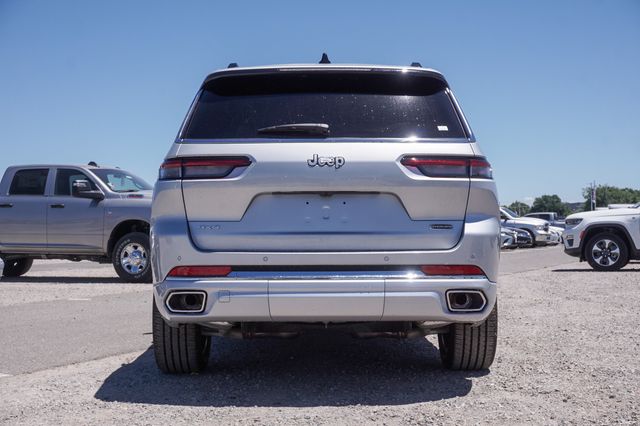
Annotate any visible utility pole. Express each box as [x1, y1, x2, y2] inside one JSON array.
[[590, 181, 596, 211]]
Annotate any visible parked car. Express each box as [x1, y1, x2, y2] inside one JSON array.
[[151, 60, 500, 373], [500, 207, 551, 246], [501, 227, 518, 249], [0, 163, 153, 282], [506, 227, 534, 247], [563, 202, 640, 271], [525, 211, 565, 228], [548, 229, 561, 245], [549, 225, 564, 244]]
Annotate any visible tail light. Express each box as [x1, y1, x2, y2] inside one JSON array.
[[159, 156, 251, 180], [421, 265, 485, 276], [168, 266, 232, 277], [469, 159, 493, 179], [401, 156, 492, 179]]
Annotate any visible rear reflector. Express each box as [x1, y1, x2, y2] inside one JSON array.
[[401, 156, 492, 179], [168, 266, 232, 277], [159, 157, 251, 180], [421, 265, 485, 276]]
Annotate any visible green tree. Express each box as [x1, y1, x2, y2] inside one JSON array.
[[507, 201, 530, 216], [530, 194, 570, 216], [582, 185, 640, 210]]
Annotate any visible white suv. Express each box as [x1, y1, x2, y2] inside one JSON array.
[[563, 203, 640, 270]]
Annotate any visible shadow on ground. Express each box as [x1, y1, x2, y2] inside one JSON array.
[[1, 276, 122, 284], [95, 331, 486, 407], [552, 267, 640, 273]]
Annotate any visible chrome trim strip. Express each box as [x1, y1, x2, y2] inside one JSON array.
[[163, 271, 487, 280], [227, 270, 424, 279]]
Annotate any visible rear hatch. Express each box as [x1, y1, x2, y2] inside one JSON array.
[[172, 68, 478, 252]]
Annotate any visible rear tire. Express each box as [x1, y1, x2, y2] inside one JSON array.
[[112, 232, 152, 283], [2, 258, 33, 277], [152, 299, 211, 374], [438, 303, 498, 370], [585, 232, 629, 271]]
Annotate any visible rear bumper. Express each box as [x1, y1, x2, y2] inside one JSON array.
[[564, 247, 582, 258], [154, 276, 497, 325], [150, 215, 501, 284], [151, 180, 501, 284]]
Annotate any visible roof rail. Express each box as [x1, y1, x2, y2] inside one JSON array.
[[227, 62, 238, 68], [319, 53, 331, 64], [410, 62, 422, 67]]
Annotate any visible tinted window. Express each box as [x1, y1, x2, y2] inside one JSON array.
[[91, 169, 152, 192], [9, 169, 49, 195], [183, 72, 466, 139], [54, 169, 97, 196]]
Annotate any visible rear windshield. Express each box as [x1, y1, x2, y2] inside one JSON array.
[[182, 71, 467, 140]]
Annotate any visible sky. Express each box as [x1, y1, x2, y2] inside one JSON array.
[[0, 0, 638, 204]]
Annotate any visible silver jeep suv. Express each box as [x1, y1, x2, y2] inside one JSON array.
[[151, 62, 500, 373]]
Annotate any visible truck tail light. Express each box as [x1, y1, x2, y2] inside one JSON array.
[[401, 156, 492, 179], [168, 266, 232, 277], [159, 157, 251, 180], [421, 265, 485, 276]]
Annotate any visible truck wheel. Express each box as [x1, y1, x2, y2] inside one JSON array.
[[112, 232, 152, 283], [152, 299, 211, 374], [438, 303, 498, 370], [2, 258, 33, 277], [585, 232, 629, 271]]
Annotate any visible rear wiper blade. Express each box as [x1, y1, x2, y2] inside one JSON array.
[[257, 123, 330, 136]]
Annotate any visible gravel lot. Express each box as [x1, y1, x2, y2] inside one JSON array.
[[0, 249, 638, 425]]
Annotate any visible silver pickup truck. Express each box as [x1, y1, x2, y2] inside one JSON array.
[[0, 163, 152, 282]]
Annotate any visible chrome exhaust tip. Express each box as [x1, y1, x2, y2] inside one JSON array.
[[446, 290, 487, 312], [166, 291, 207, 313]]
